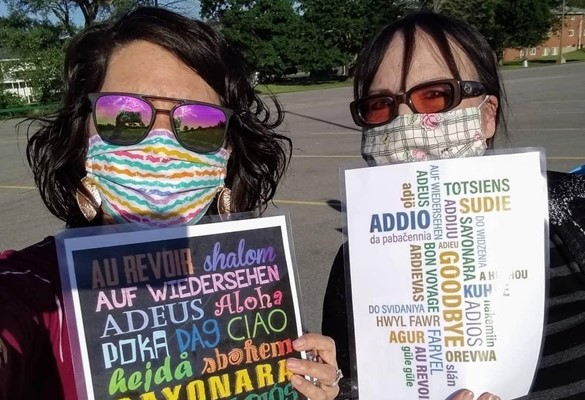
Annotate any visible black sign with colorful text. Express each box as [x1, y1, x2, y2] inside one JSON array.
[[56, 215, 305, 400]]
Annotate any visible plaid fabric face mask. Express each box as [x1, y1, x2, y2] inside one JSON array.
[[361, 100, 488, 165]]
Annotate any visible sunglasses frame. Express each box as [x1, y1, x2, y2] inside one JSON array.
[[88, 92, 234, 153], [350, 79, 486, 128]]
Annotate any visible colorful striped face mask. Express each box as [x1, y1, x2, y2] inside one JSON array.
[[85, 129, 229, 227]]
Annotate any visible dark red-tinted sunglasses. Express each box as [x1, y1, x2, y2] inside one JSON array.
[[350, 79, 486, 127], [88, 92, 233, 153]]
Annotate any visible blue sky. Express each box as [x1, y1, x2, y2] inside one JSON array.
[[0, 1, 201, 22], [0, 3, 88, 26]]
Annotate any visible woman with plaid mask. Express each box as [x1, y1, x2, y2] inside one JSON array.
[[323, 11, 585, 400]]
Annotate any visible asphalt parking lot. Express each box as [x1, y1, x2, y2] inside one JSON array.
[[1, 62, 584, 332]]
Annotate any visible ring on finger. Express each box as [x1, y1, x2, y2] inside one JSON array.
[[323, 368, 343, 388]]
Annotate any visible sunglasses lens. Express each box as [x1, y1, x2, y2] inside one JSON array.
[[410, 82, 454, 113], [172, 104, 228, 153], [359, 96, 395, 125], [94, 95, 152, 145]]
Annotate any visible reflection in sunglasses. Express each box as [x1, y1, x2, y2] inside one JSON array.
[[89, 93, 233, 153], [350, 79, 485, 128]]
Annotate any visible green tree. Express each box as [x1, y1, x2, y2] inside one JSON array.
[[0, 1, 197, 103], [0, 90, 26, 109], [3, 0, 111, 32], [298, 0, 409, 76], [438, 0, 500, 49], [2, 0, 196, 31], [201, 0, 304, 80], [202, 0, 408, 77], [566, 0, 585, 8], [359, 0, 409, 41], [0, 13, 66, 103], [200, 0, 245, 22], [297, 0, 360, 75], [493, 0, 561, 56], [413, 0, 561, 59]]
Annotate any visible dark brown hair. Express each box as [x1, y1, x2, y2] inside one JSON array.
[[353, 11, 508, 147], [26, 6, 291, 227]]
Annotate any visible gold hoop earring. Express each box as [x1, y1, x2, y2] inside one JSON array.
[[76, 176, 102, 221], [217, 186, 232, 220]]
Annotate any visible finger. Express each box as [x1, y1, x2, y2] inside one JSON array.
[[286, 357, 338, 385], [293, 333, 337, 366], [322, 382, 341, 400], [0, 339, 6, 367], [477, 393, 501, 400], [290, 374, 337, 400]]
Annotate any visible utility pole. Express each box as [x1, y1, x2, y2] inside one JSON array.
[[558, 0, 566, 63], [577, 14, 583, 49]]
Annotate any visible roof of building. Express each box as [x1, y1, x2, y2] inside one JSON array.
[[561, 7, 585, 14]]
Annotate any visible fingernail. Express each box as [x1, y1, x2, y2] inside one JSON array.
[[460, 389, 474, 400], [287, 358, 300, 369], [293, 337, 306, 348]]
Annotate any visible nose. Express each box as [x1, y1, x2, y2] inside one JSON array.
[[150, 109, 174, 131], [149, 98, 176, 132], [396, 103, 414, 116]]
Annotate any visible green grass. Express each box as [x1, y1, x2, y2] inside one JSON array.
[[501, 63, 527, 70], [255, 79, 352, 95], [502, 49, 585, 69], [540, 49, 585, 62], [0, 103, 58, 120]]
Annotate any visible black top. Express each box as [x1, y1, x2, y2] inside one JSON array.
[[322, 171, 585, 399]]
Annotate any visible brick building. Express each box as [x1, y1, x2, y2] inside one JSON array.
[[503, 10, 585, 62]]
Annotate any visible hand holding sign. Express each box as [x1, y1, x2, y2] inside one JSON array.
[[57, 214, 320, 400], [450, 390, 500, 400], [344, 151, 548, 399], [0, 337, 7, 369], [286, 333, 341, 400]]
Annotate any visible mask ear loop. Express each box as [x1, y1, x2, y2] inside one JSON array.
[[477, 95, 490, 109], [475, 95, 492, 147]]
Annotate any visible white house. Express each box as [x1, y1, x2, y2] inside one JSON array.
[[0, 48, 34, 104]]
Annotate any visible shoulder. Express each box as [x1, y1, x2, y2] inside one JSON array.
[[546, 171, 585, 272], [0, 237, 75, 400], [0, 236, 56, 265], [547, 169, 585, 189], [0, 237, 60, 295], [547, 170, 585, 222], [547, 170, 585, 238]]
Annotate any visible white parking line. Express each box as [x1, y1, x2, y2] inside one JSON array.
[[1, 154, 584, 192], [311, 132, 358, 135], [0, 185, 34, 190], [275, 200, 329, 206], [293, 154, 585, 160], [512, 128, 585, 132], [292, 154, 361, 158]]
